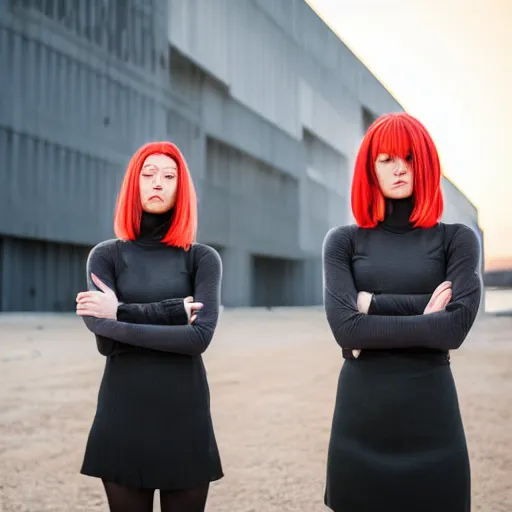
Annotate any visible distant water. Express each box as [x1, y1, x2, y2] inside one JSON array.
[[485, 288, 512, 314]]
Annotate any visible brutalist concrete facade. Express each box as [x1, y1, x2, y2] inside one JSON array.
[[0, 0, 482, 310]]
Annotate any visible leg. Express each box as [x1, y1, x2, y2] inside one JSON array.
[[160, 482, 210, 512], [102, 480, 154, 512]]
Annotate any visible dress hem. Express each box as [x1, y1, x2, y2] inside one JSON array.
[[79, 467, 224, 491]]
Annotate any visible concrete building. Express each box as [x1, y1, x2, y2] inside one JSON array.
[[441, 177, 485, 298], [442, 177, 480, 233], [0, 0, 482, 311]]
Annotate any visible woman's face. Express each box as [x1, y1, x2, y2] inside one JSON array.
[[374, 153, 414, 199], [139, 153, 178, 214]]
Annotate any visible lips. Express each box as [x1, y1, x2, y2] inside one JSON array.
[[392, 181, 406, 188], [148, 195, 163, 201]]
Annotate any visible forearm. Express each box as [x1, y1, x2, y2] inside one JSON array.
[[84, 316, 215, 356], [94, 333, 117, 356], [116, 299, 188, 325], [86, 321, 147, 357], [368, 293, 431, 316], [326, 276, 481, 351]]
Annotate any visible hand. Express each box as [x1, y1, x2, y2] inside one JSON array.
[[76, 273, 119, 319], [184, 296, 203, 324], [424, 281, 452, 315], [357, 291, 373, 314]]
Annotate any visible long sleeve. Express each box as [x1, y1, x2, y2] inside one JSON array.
[[116, 299, 188, 325], [82, 243, 222, 356], [369, 293, 431, 316], [81, 240, 121, 356], [322, 224, 482, 351]]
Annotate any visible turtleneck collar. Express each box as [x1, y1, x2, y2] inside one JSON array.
[[133, 209, 174, 247], [378, 196, 414, 233]]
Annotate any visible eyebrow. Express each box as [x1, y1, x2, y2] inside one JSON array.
[[141, 164, 177, 171]]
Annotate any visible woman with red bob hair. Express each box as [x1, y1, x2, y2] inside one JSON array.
[[322, 112, 481, 512], [75, 141, 223, 512]]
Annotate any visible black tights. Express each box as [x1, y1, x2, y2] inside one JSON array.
[[102, 480, 209, 512]]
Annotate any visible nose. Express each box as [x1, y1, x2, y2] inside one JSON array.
[[152, 174, 163, 189], [394, 158, 407, 175]]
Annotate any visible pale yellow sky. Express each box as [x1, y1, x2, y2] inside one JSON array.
[[306, 0, 512, 267]]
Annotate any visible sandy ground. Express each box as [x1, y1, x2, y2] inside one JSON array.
[[0, 309, 511, 512]]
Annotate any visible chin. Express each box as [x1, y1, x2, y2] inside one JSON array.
[[387, 189, 413, 200], [143, 203, 173, 214]]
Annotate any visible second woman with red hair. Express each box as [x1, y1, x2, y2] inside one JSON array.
[[322, 112, 481, 511], [75, 142, 223, 512]]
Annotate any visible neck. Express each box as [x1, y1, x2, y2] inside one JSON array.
[[380, 196, 414, 232], [135, 209, 174, 246]]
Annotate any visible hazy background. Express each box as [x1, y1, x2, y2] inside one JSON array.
[[1, 0, 511, 312], [307, 0, 512, 270]]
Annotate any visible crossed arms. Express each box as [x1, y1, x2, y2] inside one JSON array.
[[322, 224, 482, 351], [79, 241, 222, 357]]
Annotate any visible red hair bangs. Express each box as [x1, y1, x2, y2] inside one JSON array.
[[351, 112, 444, 228], [113, 141, 197, 250]]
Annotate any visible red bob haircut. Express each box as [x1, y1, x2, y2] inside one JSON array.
[[351, 112, 444, 228], [113, 141, 197, 250]]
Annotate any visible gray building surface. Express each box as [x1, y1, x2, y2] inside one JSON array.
[[441, 177, 485, 278], [0, 0, 482, 311]]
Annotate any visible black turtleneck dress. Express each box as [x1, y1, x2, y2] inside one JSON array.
[[79, 210, 224, 490], [322, 198, 482, 512]]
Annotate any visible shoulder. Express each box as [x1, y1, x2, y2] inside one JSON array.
[[87, 239, 119, 260], [440, 222, 480, 247], [323, 224, 358, 252], [190, 243, 222, 268], [439, 223, 481, 260]]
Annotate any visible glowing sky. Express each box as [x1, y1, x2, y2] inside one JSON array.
[[306, 0, 512, 267]]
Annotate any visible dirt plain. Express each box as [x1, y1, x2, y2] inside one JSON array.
[[0, 309, 511, 511]]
